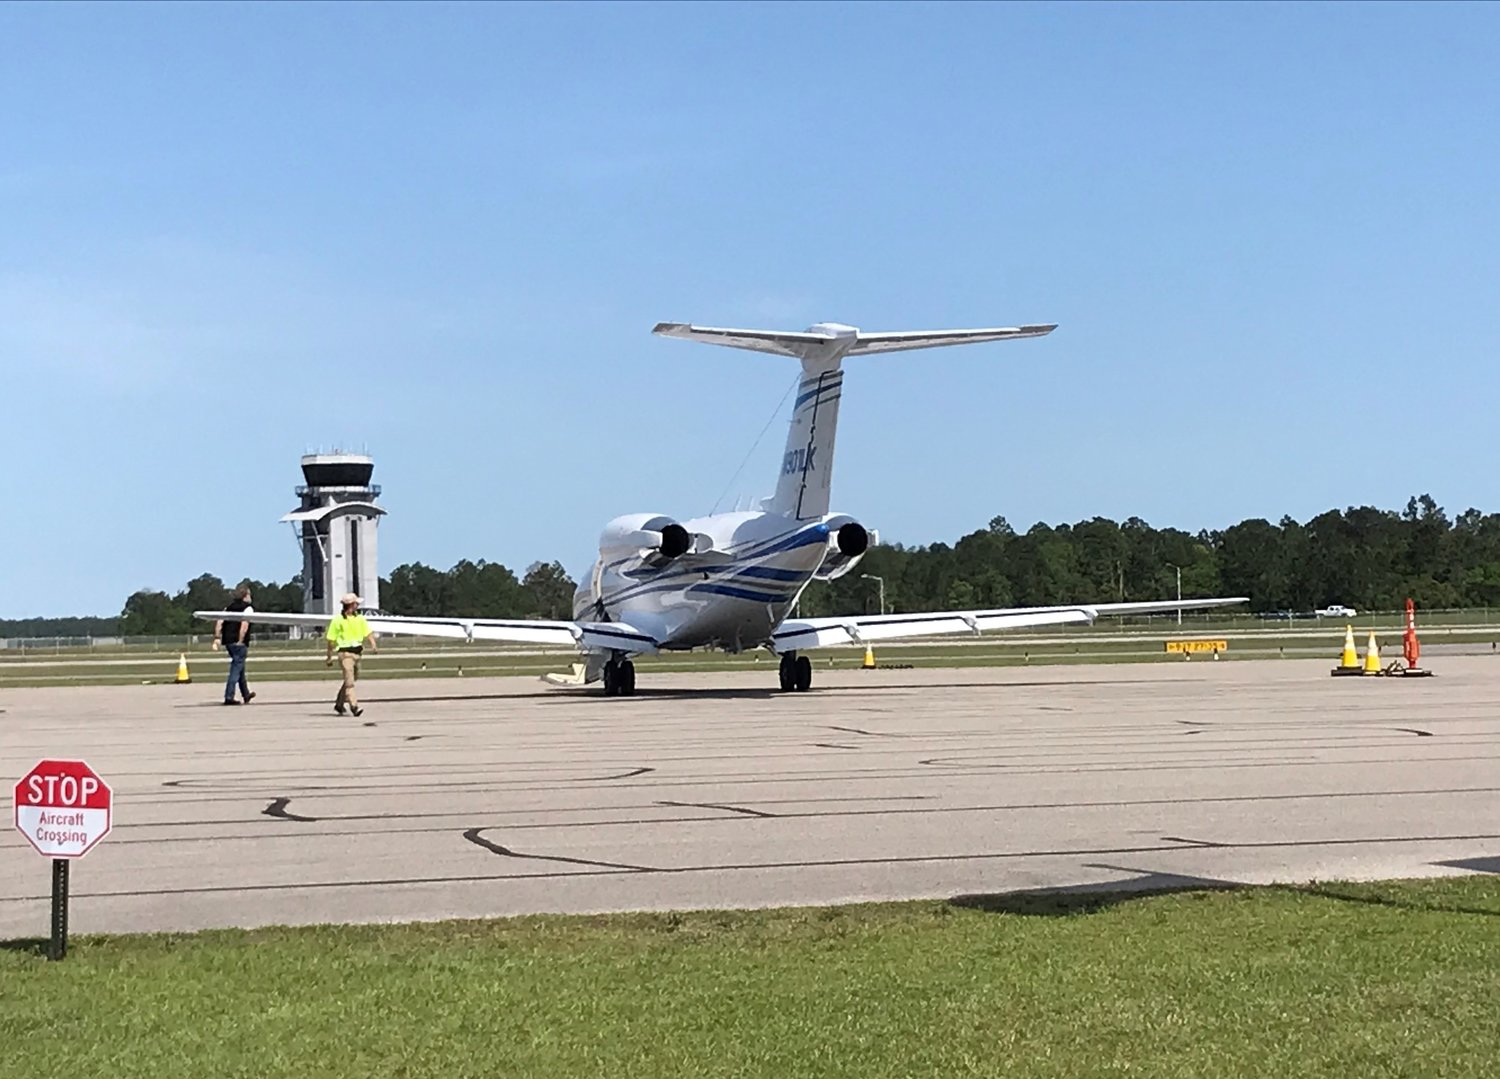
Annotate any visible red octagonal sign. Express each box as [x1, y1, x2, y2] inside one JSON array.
[[14, 759, 112, 859]]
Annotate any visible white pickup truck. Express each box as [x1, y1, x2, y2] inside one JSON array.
[[1315, 604, 1358, 618]]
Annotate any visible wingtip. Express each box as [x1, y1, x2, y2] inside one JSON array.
[[652, 322, 689, 336]]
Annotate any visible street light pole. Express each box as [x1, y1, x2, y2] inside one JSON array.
[[1166, 563, 1182, 626], [860, 574, 886, 616]]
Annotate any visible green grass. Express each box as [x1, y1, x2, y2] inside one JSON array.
[[3, 878, 1498, 1077]]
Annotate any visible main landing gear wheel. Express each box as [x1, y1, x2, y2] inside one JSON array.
[[778, 653, 812, 692], [603, 658, 636, 697]]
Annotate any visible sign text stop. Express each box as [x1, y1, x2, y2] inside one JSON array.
[[14, 759, 112, 859]]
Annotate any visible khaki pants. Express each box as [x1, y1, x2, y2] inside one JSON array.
[[336, 650, 360, 709]]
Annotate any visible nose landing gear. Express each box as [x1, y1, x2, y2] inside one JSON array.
[[778, 652, 812, 692]]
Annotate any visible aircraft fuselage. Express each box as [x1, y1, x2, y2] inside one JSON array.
[[573, 510, 856, 653]]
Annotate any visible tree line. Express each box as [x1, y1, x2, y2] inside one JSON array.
[[375, 495, 1500, 620], [794, 494, 1500, 619], [5, 495, 1498, 638], [85, 561, 580, 636]]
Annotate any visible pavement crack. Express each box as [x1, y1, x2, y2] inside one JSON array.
[[1161, 835, 1226, 848], [657, 800, 776, 819], [812, 742, 858, 750], [1394, 728, 1434, 737], [827, 725, 902, 738], [262, 798, 318, 823], [461, 828, 651, 871]]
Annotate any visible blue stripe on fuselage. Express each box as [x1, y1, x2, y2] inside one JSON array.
[[734, 565, 807, 581], [743, 523, 831, 558], [594, 522, 829, 610]]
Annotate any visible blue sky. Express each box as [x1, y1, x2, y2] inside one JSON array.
[[2, 2, 1497, 617]]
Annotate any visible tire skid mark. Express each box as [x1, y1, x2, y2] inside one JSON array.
[[262, 798, 318, 823], [657, 799, 776, 819], [461, 827, 651, 871]]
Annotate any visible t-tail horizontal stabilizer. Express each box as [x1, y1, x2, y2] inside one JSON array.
[[651, 321, 1056, 361], [653, 319, 1055, 521]]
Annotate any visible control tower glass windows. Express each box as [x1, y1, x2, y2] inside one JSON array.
[[301, 461, 374, 488]]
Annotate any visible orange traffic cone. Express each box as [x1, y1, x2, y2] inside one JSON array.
[[1397, 597, 1435, 677]]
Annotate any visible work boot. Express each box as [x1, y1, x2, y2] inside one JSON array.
[[334, 704, 346, 716], [222, 699, 240, 706], [351, 707, 364, 718]]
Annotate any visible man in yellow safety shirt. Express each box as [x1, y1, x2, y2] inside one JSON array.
[[326, 592, 378, 716]]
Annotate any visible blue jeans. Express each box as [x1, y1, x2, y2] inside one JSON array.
[[224, 643, 250, 701]]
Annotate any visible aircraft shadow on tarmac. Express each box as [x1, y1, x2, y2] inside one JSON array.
[[953, 861, 1500, 919], [949, 866, 1240, 917], [1434, 855, 1500, 875]]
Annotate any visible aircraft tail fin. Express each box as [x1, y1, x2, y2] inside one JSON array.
[[653, 321, 1054, 520]]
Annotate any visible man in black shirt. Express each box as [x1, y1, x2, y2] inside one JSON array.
[[212, 584, 256, 705]]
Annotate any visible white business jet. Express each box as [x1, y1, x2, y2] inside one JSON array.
[[200, 320, 1246, 695]]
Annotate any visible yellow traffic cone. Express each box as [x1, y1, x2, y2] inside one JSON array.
[[1362, 631, 1383, 675], [175, 653, 191, 684], [862, 645, 876, 670], [1331, 625, 1361, 676]]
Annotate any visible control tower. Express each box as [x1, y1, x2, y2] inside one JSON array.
[[282, 453, 385, 615]]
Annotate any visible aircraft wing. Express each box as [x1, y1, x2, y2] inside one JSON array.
[[770, 597, 1247, 652], [193, 611, 659, 654]]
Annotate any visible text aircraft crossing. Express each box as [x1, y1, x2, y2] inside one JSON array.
[[200, 320, 1246, 695]]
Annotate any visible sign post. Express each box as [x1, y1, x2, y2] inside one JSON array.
[[50, 859, 69, 961], [13, 759, 112, 961]]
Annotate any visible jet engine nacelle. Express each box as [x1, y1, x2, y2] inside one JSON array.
[[814, 517, 873, 581], [598, 513, 693, 563]]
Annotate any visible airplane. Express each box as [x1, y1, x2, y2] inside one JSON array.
[[199, 319, 1247, 696]]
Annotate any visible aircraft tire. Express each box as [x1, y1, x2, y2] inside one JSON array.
[[778, 654, 796, 692], [794, 655, 812, 692], [621, 660, 636, 696], [602, 661, 620, 697]]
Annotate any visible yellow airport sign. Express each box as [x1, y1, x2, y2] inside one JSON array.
[[1165, 639, 1227, 654]]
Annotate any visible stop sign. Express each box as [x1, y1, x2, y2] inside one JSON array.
[[13, 759, 112, 859]]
